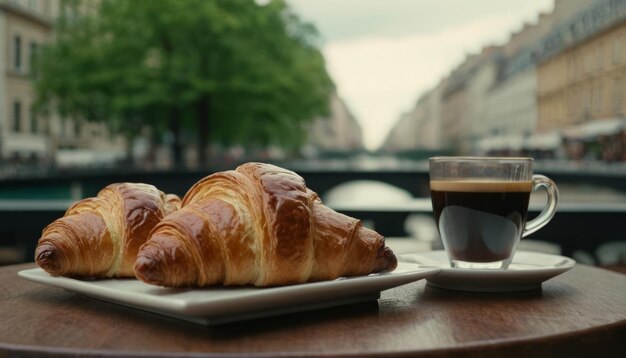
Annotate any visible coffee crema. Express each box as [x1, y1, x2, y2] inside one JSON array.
[[430, 180, 533, 263], [429, 180, 533, 193]]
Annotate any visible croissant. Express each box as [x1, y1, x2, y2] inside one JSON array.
[[134, 162, 397, 287], [35, 183, 181, 278]]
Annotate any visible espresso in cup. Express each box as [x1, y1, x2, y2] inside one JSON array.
[[429, 157, 558, 269], [430, 180, 532, 263]]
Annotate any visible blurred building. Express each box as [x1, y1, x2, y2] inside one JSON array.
[[304, 92, 364, 156], [480, 12, 555, 155], [535, 0, 626, 160], [418, 81, 446, 150], [0, 0, 124, 167], [380, 110, 418, 152], [384, 0, 604, 157], [0, 1, 361, 167], [0, 0, 58, 163], [481, 0, 596, 157], [440, 46, 502, 154], [381, 79, 446, 153]]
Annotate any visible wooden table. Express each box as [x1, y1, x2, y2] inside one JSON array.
[[1, 262, 625, 357]]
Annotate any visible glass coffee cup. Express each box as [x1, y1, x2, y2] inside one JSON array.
[[429, 157, 558, 269]]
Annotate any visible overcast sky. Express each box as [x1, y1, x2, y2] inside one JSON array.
[[285, 0, 554, 150]]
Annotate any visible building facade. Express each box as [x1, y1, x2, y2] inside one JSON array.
[[537, 2, 626, 130], [380, 110, 419, 152], [381, 77, 447, 153], [415, 81, 445, 151], [536, 0, 626, 160], [0, 0, 59, 162], [383, 0, 600, 157], [479, 9, 556, 154], [305, 92, 364, 155], [484, 69, 537, 136], [440, 47, 501, 154], [1, 1, 356, 167], [0, 0, 124, 167]]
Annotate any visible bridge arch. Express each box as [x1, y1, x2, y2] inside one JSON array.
[[296, 169, 432, 199]]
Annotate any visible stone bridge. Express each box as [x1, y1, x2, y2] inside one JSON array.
[[3, 163, 625, 200], [1, 163, 625, 264]]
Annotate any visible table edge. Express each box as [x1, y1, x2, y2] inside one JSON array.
[[3, 262, 626, 357], [1, 317, 624, 357]]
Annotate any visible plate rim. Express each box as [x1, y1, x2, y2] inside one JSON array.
[[17, 265, 441, 322], [398, 250, 576, 292], [399, 250, 576, 275]]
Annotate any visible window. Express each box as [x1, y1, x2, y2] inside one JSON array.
[[30, 107, 38, 133], [567, 58, 575, 82], [612, 36, 623, 64], [596, 44, 604, 71], [583, 87, 592, 118], [29, 42, 38, 76], [14, 35, 22, 70], [613, 77, 623, 113], [13, 101, 22, 132], [567, 89, 576, 117], [592, 84, 603, 114], [584, 51, 594, 74]]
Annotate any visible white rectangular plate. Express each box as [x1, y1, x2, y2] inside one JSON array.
[[18, 262, 439, 325]]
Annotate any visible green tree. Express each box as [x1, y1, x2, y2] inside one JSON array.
[[34, 0, 333, 167]]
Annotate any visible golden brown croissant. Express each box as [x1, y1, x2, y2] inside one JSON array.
[[134, 162, 397, 287], [35, 183, 181, 278]]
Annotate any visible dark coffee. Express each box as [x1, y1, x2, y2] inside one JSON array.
[[430, 180, 532, 263]]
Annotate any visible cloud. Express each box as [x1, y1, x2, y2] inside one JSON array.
[[289, 0, 553, 43], [323, 11, 549, 150]]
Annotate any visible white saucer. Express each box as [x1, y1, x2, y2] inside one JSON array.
[[399, 250, 576, 292]]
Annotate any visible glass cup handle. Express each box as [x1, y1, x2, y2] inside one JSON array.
[[523, 174, 559, 238]]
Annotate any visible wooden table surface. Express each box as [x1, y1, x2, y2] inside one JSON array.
[[1, 262, 625, 357]]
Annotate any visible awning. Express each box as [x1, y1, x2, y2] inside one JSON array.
[[562, 118, 626, 140], [524, 131, 562, 150], [56, 149, 125, 167], [475, 134, 525, 152], [2, 133, 48, 154]]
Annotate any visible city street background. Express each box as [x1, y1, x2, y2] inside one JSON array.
[[0, 0, 625, 268]]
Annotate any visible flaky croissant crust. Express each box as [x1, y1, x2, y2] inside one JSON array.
[[36, 183, 181, 278], [135, 162, 397, 287]]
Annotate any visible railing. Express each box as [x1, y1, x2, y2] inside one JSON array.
[[1, 161, 626, 200], [1, 162, 625, 265], [334, 199, 626, 262]]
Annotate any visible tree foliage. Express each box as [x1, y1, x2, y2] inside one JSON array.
[[35, 0, 334, 165]]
